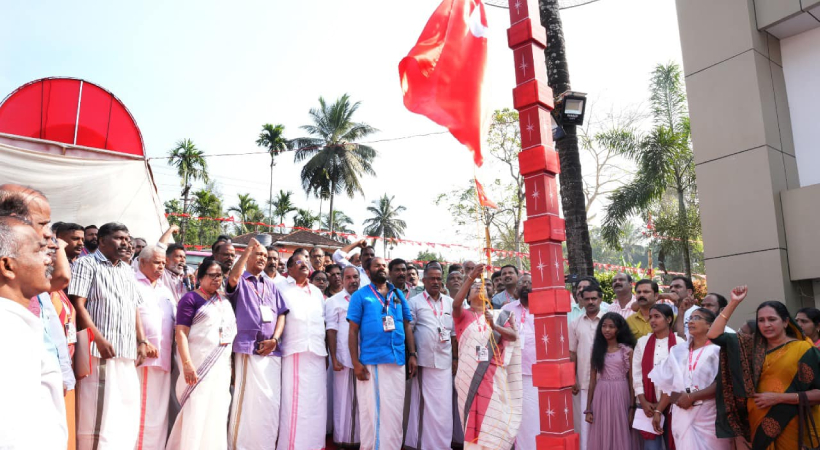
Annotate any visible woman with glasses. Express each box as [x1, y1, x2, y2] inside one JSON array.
[[649, 307, 730, 449], [167, 258, 236, 450]]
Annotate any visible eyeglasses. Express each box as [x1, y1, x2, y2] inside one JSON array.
[[204, 272, 224, 280], [689, 315, 708, 322]]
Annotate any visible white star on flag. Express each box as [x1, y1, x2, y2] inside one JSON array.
[[514, 0, 522, 14], [559, 322, 565, 355], [563, 397, 569, 424]]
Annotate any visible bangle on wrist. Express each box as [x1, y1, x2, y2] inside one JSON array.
[[653, 410, 662, 415], [583, 410, 592, 414], [720, 313, 729, 321]]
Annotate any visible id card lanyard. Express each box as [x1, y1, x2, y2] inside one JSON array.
[[424, 291, 450, 342], [369, 285, 396, 331]]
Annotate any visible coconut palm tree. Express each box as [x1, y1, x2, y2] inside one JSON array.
[[599, 63, 696, 276], [293, 208, 320, 229], [270, 189, 298, 229], [322, 210, 355, 243], [293, 94, 378, 233], [256, 124, 292, 226], [192, 187, 223, 245], [168, 139, 209, 244], [363, 194, 407, 256], [229, 193, 265, 235]]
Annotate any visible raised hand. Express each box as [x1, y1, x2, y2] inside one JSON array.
[[731, 286, 748, 304]]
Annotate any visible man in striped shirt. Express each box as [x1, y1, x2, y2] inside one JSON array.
[[69, 222, 149, 450]]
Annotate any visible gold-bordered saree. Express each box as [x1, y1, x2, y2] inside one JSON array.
[[713, 326, 820, 449]]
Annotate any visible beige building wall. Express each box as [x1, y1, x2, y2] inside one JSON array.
[[674, 0, 818, 326]]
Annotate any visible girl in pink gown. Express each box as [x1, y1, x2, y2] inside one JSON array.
[[585, 312, 639, 450]]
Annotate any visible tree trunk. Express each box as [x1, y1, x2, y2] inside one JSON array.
[[269, 159, 274, 227], [328, 182, 336, 235], [180, 170, 189, 245], [539, 0, 594, 277], [676, 187, 692, 277]]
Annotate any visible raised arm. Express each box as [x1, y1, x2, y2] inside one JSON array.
[[227, 238, 258, 291], [158, 225, 180, 246], [707, 286, 746, 339], [333, 239, 366, 267], [454, 263, 484, 319]]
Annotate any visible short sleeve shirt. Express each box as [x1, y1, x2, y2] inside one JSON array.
[[227, 271, 289, 357], [67, 250, 144, 360], [409, 291, 455, 369], [347, 283, 412, 366], [325, 290, 353, 369]]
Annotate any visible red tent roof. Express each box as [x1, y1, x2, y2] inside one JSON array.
[[0, 78, 145, 156]]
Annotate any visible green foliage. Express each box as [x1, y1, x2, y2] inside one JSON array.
[[256, 124, 291, 162], [594, 270, 617, 304], [293, 208, 320, 229], [322, 210, 354, 243], [363, 194, 407, 255], [270, 190, 297, 226], [294, 94, 378, 233], [228, 193, 265, 235], [600, 62, 700, 276]]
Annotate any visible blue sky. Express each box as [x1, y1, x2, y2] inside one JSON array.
[[1, 0, 683, 260]]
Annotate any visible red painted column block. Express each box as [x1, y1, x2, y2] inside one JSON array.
[[524, 173, 560, 217], [518, 105, 553, 150], [505, 0, 578, 447]]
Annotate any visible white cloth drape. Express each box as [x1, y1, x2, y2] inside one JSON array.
[[77, 357, 140, 450], [228, 354, 282, 450]]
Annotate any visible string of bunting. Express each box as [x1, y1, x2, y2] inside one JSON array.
[[170, 213, 705, 278]]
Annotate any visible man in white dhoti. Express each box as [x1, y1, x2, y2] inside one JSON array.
[[275, 252, 327, 450], [405, 263, 456, 450], [347, 257, 417, 450], [326, 266, 362, 448], [502, 281, 537, 450], [69, 222, 150, 450], [226, 238, 288, 450], [569, 285, 606, 450], [134, 245, 175, 450]]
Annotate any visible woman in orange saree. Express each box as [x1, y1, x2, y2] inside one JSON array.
[[707, 286, 820, 449]]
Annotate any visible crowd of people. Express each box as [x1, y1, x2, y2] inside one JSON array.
[[2, 182, 820, 450]]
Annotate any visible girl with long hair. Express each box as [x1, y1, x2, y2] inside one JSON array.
[[585, 312, 637, 450], [649, 307, 731, 449], [632, 303, 676, 450], [708, 286, 820, 450]]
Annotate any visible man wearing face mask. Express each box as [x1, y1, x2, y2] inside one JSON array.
[[69, 222, 149, 450], [275, 252, 327, 450]]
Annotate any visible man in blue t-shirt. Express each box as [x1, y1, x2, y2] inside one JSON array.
[[347, 256, 416, 450]]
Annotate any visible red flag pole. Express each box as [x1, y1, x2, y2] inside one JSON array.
[[506, 0, 577, 448]]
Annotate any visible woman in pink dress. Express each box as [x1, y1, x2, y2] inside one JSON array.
[[452, 264, 522, 450]]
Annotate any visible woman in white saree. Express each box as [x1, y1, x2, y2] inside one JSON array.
[[649, 307, 731, 450], [166, 259, 236, 450]]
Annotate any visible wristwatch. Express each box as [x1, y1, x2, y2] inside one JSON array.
[[409, 352, 418, 358]]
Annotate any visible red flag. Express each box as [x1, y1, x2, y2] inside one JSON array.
[[475, 178, 497, 209], [399, 0, 488, 167]]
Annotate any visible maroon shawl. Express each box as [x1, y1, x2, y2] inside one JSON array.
[[640, 331, 676, 448]]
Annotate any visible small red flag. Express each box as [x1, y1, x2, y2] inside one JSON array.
[[399, 0, 488, 167], [475, 178, 497, 209]]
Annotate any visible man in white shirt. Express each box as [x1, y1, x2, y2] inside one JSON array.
[[608, 272, 636, 319], [263, 245, 285, 283], [666, 276, 697, 339], [502, 284, 536, 450], [569, 285, 605, 450], [332, 239, 375, 286], [326, 266, 362, 448], [406, 263, 456, 450], [0, 216, 65, 449], [275, 252, 328, 450], [135, 245, 176, 450]]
